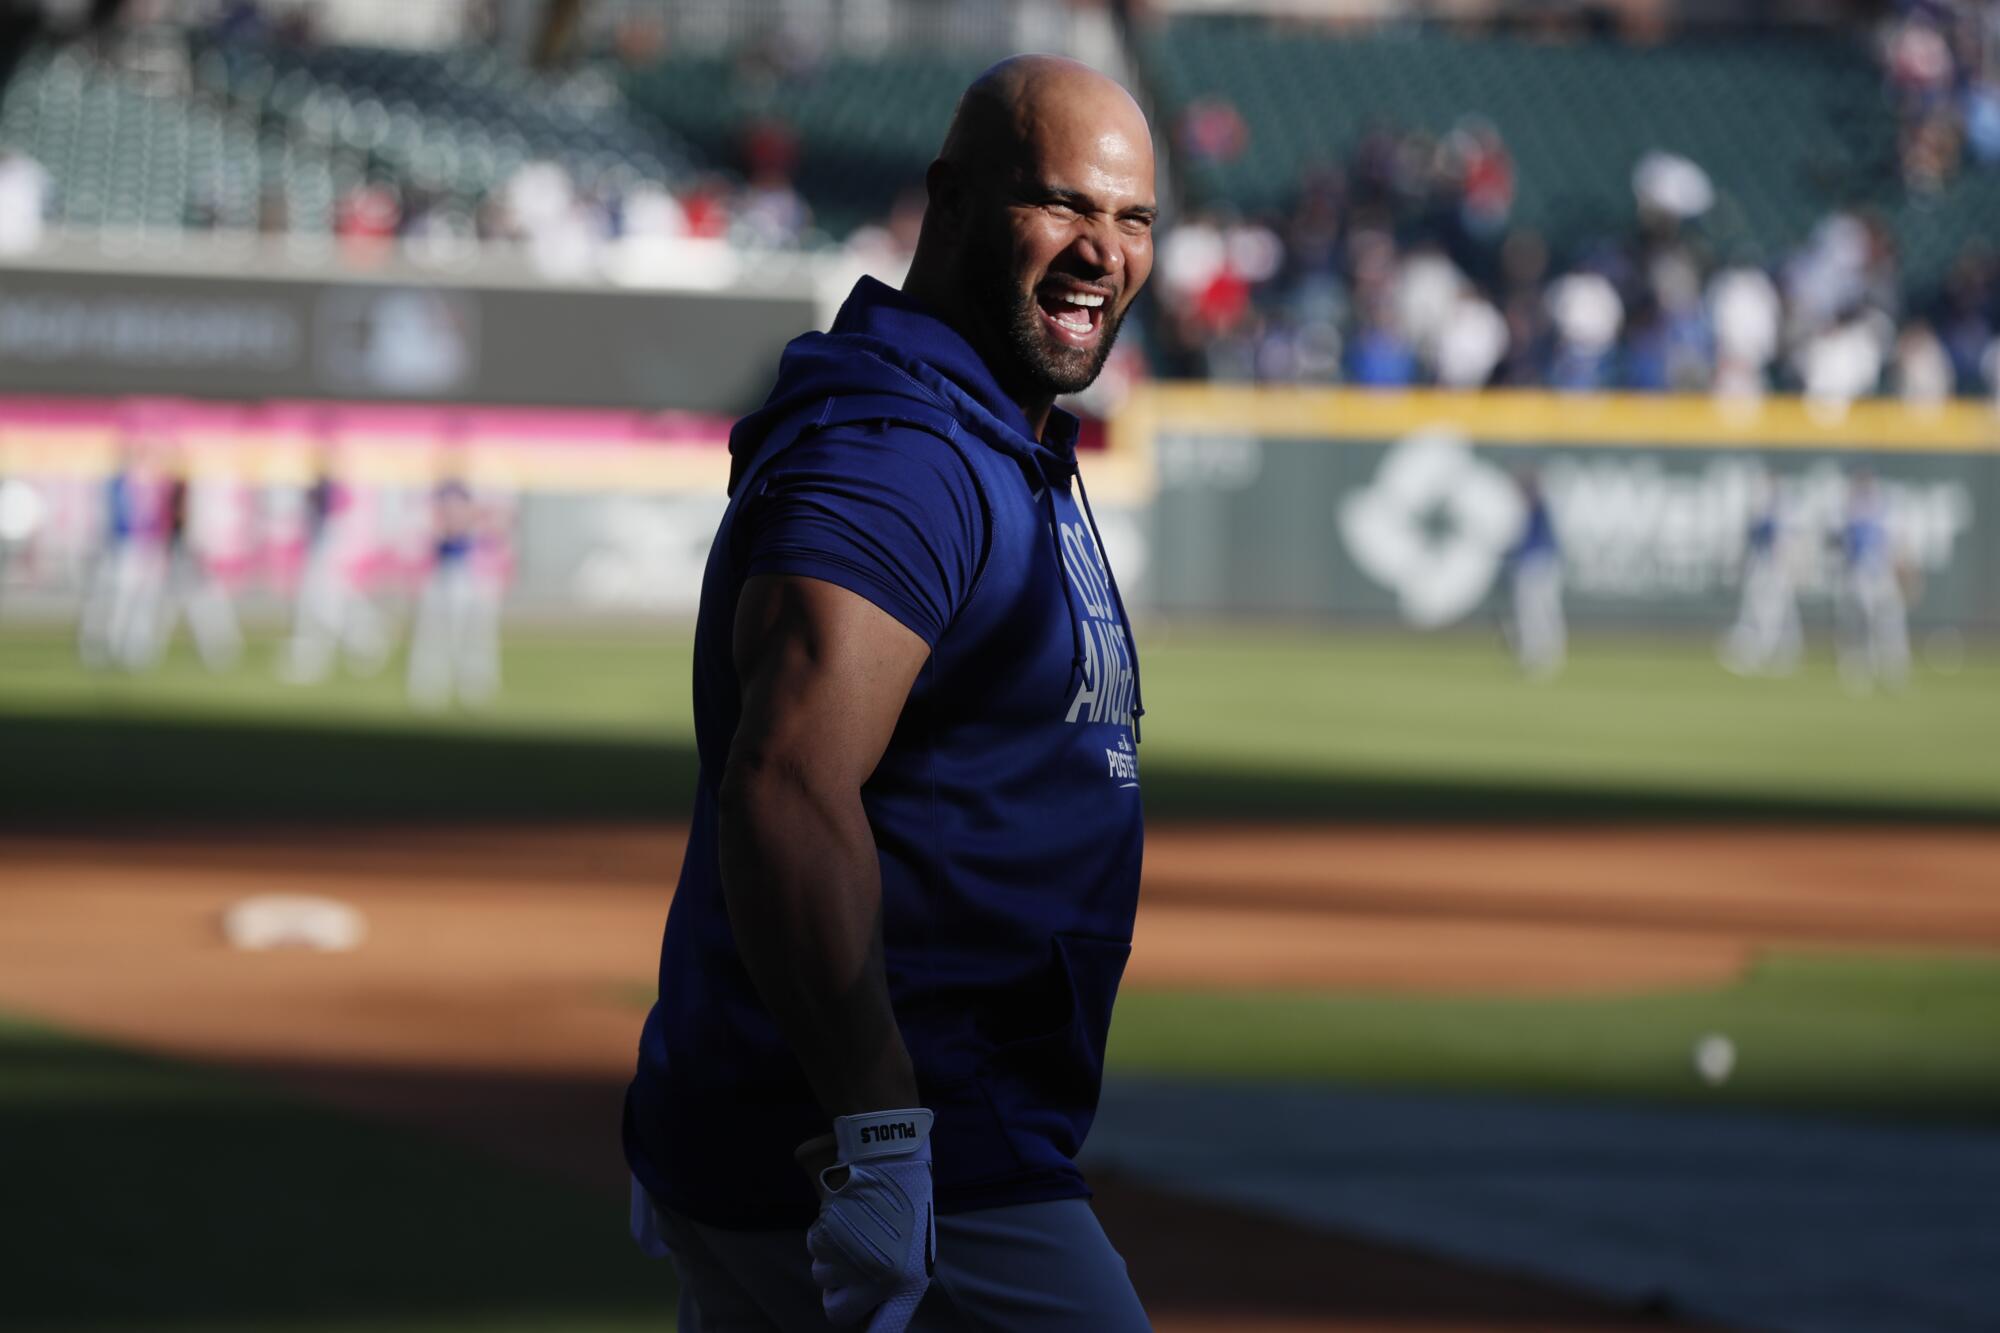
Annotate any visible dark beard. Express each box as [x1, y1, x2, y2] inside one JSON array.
[[1002, 283, 1125, 396], [962, 238, 1125, 398]]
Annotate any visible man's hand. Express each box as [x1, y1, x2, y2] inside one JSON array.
[[801, 1108, 936, 1332]]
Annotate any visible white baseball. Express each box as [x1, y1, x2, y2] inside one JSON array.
[[1693, 1033, 1736, 1086]]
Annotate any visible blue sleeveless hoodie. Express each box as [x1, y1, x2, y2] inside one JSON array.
[[625, 278, 1145, 1229]]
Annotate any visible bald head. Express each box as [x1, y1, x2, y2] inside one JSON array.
[[937, 55, 1152, 181], [905, 55, 1157, 431]]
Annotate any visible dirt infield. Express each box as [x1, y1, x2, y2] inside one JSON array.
[[5, 822, 1997, 1331]]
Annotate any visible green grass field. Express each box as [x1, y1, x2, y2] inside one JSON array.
[[3, 623, 1997, 820], [1111, 951, 2000, 1123]]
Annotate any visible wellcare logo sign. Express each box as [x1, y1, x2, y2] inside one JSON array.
[[1339, 432, 1977, 626], [1337, 431, 1524, 627]]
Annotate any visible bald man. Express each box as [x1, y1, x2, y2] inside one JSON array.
[[625, 56, 1156, 1332]]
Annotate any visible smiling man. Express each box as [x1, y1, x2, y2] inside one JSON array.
[[624, 55, 1156, 1332]]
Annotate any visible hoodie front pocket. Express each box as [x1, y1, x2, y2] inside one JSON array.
[[979, 932, 1132, 1170]]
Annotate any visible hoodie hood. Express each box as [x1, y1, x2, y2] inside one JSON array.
[[728, 277, 1079, 496]]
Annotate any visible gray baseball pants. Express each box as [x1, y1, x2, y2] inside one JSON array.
[[631, 1177, 1152, 1331]]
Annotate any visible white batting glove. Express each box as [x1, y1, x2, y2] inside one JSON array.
[[799, 1108, 935, 1332]]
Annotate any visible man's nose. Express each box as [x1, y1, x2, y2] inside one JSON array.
[[1067, 217, 1122, 274]]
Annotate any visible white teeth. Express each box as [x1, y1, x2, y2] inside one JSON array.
[[1059, 292, 1105, 308]]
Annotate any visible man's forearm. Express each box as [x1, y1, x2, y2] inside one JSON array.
[[718, 761, 920, 1119]]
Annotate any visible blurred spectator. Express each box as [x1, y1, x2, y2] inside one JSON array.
[[1346, 297, 1416, 388], [740, 116, 800, 186], [679, 174, 734, 240], [1936, 248, 1995, 386], [1878, 1, 2000, 191], [1436, 283, 1510, 389], [1632, 151, 1714, 226], [1901, 108, 1963, 192], [1798, 307, 1890, 419], [500, 159, 604, 279], [1159, 212, 1227, 308], [1347, 123, 1416, 220], [1621, 296, 1673, 392], [1784, 212, 1878, 338], [1450, 117, 1514, 239], [1710, 265, 1783, 399], [1545, 270, 1624, 391], [1225, 216, 1286, 291], [620, 181, 690, 239], [335, 178, 401, 252], [1177, 96, 1249, 166], [1966, 75, 2000, 163], [736, 169, 811, 249], [1647, 249, 1714, 391], [1886, 12, 1955, 116], [1393, 243, 1464, 374], [1893, 318, 1956, 404], [401, 189, 478, 262], [1170, 214, 1256, 349]]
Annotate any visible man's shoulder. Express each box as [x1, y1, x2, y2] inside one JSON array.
[[773, 401, 990, 498]]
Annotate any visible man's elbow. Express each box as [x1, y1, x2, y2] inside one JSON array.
[[719, 745, 844, 830]]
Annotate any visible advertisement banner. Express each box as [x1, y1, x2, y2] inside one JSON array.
[[1134, 389, 2000, 632], [0, 264, 815, 413]]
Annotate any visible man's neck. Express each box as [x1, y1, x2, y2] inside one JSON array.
[[901, 269, 1054, 441], [1013, 388, 1056, 441]]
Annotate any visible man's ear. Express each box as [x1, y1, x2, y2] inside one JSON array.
[[924, 159, 962, 226]]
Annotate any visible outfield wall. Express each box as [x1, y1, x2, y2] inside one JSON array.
[[1116, 388, 2000, 633], [2, 387, 1996, 633]]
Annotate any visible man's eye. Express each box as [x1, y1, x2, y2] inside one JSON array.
[[1120, 216, 1153, 234]]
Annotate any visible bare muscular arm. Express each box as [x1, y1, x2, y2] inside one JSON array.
[[718, 574, 930, 1118]]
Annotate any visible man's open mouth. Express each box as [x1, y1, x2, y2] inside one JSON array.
[[1035, 285, 1109, 347]]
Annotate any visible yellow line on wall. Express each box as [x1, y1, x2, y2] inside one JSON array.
[[1124, 384, 2000, 452]]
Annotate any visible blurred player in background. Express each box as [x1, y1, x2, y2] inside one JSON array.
[[279, 448, 390, 684], [407, 460, 503, 708], [1836, 469, 1912, 692], [626, 55, 1153, 1333], [0, 467, 37, 608], [1505, 466, 1565, 677], [139, 450, 242, 672], [77, 441, 161, 671], [1719, 468, 1802, 677]]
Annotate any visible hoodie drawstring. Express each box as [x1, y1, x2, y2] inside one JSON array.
[[1044, 473, 1089, 704], [1072, 463, 1145, 745]]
